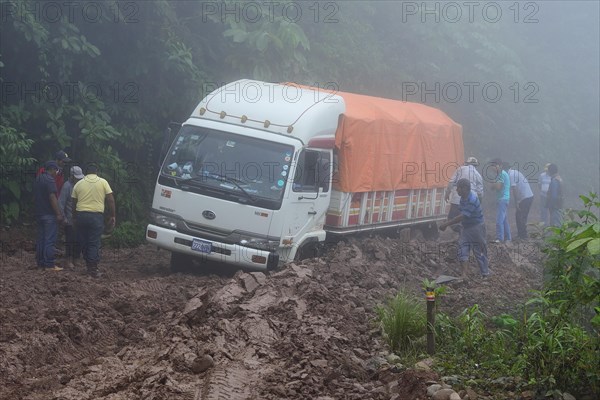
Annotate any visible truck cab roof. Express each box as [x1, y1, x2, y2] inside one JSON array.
[[191, 79, 345, 146]]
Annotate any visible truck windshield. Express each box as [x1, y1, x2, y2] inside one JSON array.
[[160, 125, 294, 207]]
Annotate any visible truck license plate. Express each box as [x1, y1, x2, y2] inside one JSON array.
[[191, 238, 212, 254]]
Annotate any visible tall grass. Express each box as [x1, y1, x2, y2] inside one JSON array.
[[375, 291, 426, 353]]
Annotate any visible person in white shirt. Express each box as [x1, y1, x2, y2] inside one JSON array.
[[538, 163, 551, 226], [58, 166, 84, 269], [508, 167, 534, 239], [445, 157, 484, 233]]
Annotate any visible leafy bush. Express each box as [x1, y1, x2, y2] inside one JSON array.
[[432, 194, 600, 397], [0, 125, 36, 225], [435, 305, 513, 378], [542, 193, 600, 329], [94, 146, 152, 223], [514, 298, 598, 393], [375, 291, 426, 353], [105, 221, 146, 248]]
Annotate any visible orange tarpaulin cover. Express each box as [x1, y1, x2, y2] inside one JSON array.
[[333, 91, 464, 193]]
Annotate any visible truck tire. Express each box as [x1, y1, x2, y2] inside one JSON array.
[[418, 222, 440, 241], [295, 241, 320, 262], [170, 251, 192, 273]]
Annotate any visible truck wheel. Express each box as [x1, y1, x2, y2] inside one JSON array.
[[170, 252, 192, 273], [295, 241, 320, 261], [419, 222, 440, 241]]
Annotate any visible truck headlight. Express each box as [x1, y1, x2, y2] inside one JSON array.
[[150, 211, 179, 230], [239, 237, 280, 251]]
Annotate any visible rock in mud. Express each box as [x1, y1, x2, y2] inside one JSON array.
[[191, 353, 214, 374]]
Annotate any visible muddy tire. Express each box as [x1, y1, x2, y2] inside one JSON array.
[[170, 251, 192, 273], [418, 222, 440, 241], [295, 241, 320, 261]]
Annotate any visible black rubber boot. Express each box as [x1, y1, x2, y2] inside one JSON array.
[[86, 262, 101, 278]]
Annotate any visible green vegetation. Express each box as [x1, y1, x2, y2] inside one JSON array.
[[0, 125, 36, 224], [377, 194, 600, 397], [1, 1, 598, 227], [542, 193, 600, 329], [375, 291, 426, 354], [105, 221, 146, 248]]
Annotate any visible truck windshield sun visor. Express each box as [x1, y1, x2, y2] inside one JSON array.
[[160, 125, 294, 210], [188, 173, 257, 203]]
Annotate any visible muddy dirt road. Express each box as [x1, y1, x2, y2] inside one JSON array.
[[1, 228, 544, 400]]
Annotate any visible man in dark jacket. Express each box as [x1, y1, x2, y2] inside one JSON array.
[[546, 164, 563, 227], [34, 161, 64, 271], [36, 150, 72, 194]]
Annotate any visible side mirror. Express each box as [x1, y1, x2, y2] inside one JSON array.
[[158, 122, 182, 167]]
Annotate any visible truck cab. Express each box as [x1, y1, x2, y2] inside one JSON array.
[[146, 80, 344, 270], [147, 79, 464, 272]]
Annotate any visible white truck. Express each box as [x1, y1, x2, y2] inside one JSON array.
[[146, 80, 464, 271]]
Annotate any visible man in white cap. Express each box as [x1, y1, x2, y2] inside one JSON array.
[[58, 165, 84, 269], [445, 157, 484, 232]]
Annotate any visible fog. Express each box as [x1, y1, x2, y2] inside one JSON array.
[[304, 1, 600, 203], [1, 0, 599, 211]]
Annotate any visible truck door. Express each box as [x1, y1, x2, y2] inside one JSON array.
[[282, 149, 332, 242]]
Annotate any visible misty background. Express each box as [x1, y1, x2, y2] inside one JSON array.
[[1, 0, 598, 223]]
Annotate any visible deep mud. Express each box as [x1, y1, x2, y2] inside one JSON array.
[[0, 223, 545, 400]]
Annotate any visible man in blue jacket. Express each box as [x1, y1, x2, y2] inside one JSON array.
[[33, 161, 64, 271]]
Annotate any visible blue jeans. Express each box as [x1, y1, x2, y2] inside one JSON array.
[[36, 214, 58, 267], [458, 223, 489, 276], [540, 194, 548, 225], [76, 212, 104, 265], [550, 208, 563, 227], [496, 199, 511, 241]]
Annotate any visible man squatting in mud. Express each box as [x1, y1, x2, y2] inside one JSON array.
[[438, 178, 490, 279]]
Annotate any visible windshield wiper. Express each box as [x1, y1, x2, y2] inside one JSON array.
[[189, 173, 257, 203]]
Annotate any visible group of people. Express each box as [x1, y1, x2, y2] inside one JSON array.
[[34, 150, 116, 277], [440, 157, 564, 280], [489, 159, 564, 241]]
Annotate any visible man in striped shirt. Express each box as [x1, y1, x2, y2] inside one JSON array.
[[439, 178, 489, 279]]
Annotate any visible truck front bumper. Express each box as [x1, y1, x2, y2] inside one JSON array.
[[146, 225, 279, 271]]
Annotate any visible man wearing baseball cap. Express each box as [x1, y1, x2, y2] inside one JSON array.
[[36, 150, 72, 194], [58, 166, 84, 269], [33, 161, 65, 271], [445, 156, 484, 233]]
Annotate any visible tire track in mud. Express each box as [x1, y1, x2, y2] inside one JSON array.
[[2, 238, 548, 400], [192, 276, 281, 400], [4, 275, 188, 381], [52, 324, 117, 364], [196, 363, 253, 400], [49, 278, 174, 366]]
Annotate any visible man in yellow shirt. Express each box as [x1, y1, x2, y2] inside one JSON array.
[[72, 164, 116, 277]]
